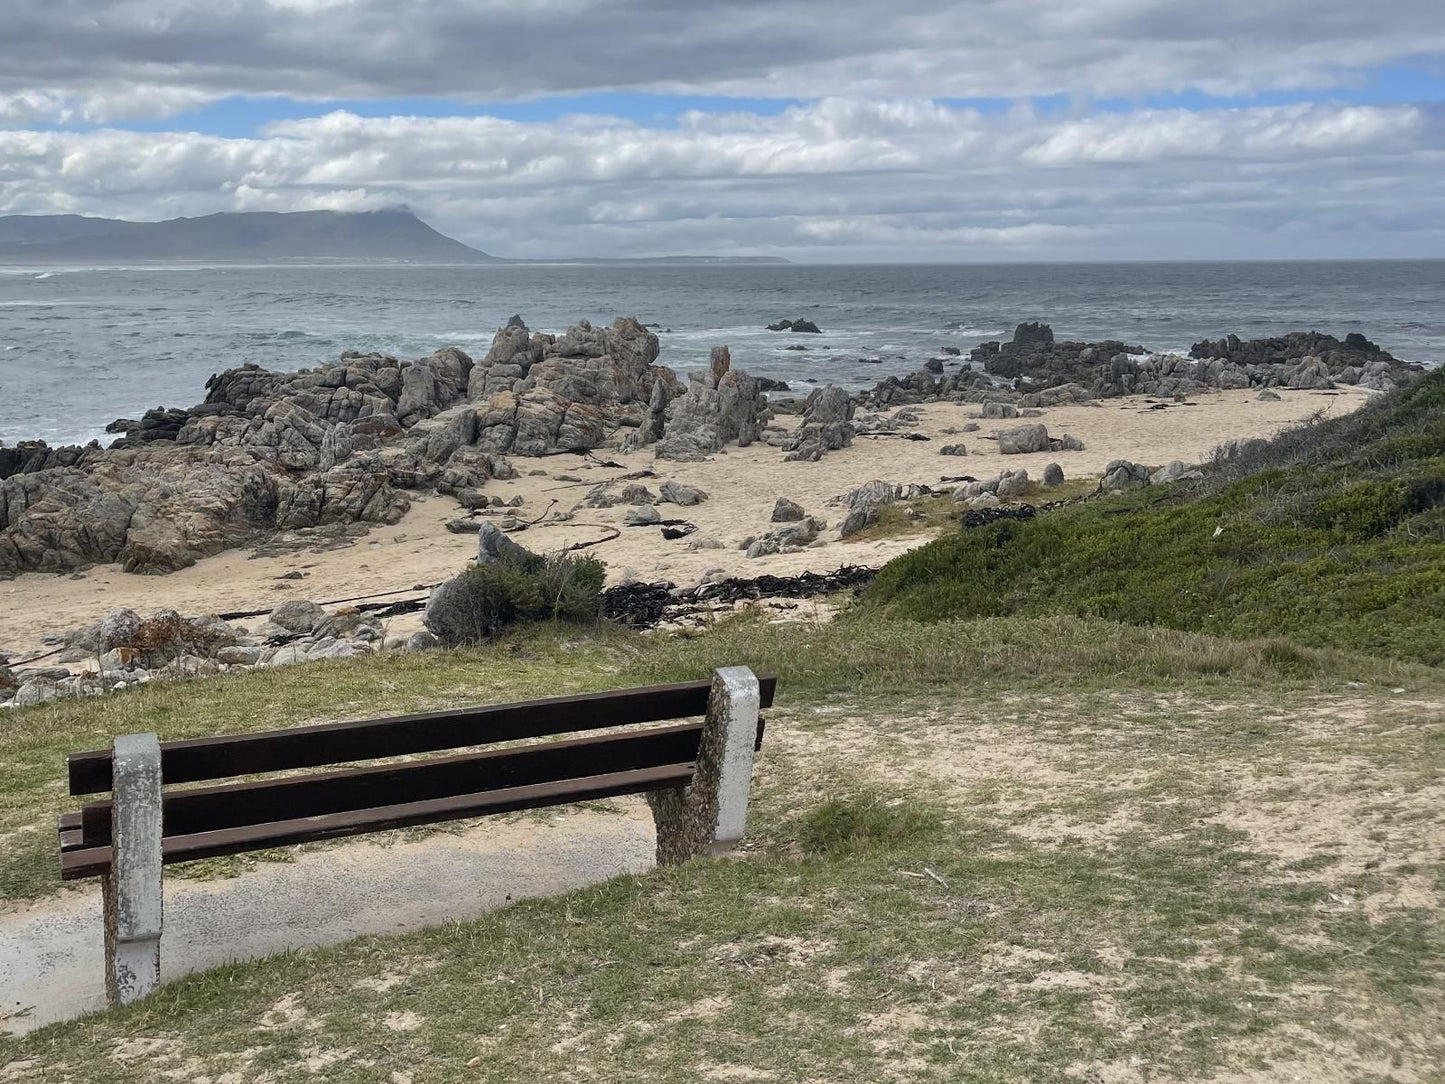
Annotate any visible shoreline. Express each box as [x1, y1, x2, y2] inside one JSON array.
[[0, 385, 1372, 662]]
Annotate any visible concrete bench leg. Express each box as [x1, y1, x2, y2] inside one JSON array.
[[648, 666, 761, 866], [103, 732, 163, 1007]]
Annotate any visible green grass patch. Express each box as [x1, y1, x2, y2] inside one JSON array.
[[7, 771, 1442, 1081], [863, 370, 1445, 664], [794, 791, 940, 856], [1, 616, 1438, 904]]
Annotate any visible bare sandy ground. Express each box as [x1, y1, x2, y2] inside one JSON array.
[[0, 386, 1370, 657]]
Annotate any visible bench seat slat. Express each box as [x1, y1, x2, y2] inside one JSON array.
[[74, 720, 722, 845], [68, 676, 776, 795], [60, 762, 694, 880]]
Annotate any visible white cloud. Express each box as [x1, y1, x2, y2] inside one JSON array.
[[1022, 103, 1429, 164], [2, 98, 1441, 259], [0, 0, 1442, 115]]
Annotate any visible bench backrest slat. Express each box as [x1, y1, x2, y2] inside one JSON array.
[[61, 762, 695, 880], [68, 676, 777, 795], [77, 720, 714, 844]]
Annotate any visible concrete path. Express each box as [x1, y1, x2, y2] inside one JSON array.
[[0, 803, 656, 1035]]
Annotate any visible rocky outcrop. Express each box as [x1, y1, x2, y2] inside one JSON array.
[[765, 318, 822, 333], [468, 317, 672, 454], [832, 479, 932, 537], [0, 316, 681, 574], [744, 515, 826, 558], [653, 347, 771, 461], [783, 386, 854, 462], [951, 469, 1030, 508], [1, 599, 434, 706], [967, 322, 1419, 398], [0, 444, 409, 574], [971, 322, 1146, 384]]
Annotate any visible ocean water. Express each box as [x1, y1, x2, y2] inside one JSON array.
[[2, 260, 1442, 447]]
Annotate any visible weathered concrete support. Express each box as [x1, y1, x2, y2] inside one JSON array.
[[103, 732, 163, 1006], [648, 666, 761, 865]]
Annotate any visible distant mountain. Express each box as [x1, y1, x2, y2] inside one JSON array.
[[0, 209, 498, 263], [0, 209, 789, 265]]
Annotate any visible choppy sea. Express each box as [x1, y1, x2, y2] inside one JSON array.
[[2, 260, 1442, 447]]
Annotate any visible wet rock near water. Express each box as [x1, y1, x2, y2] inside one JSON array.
[[974, 323, 1419, 398]]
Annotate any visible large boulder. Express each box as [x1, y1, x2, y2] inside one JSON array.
[[997, 424, 1051, 455], [476, 521, 532, 565], [771, 497, 805, 522], [784, 386, 854, 462], [269, 599, 327, 635], [1100, 460, 1151, 491]]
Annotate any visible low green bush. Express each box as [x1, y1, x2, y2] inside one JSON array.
[[427, 550, 606, 645]]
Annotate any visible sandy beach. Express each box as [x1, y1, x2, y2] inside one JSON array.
[[0, 385, 1371, 659]]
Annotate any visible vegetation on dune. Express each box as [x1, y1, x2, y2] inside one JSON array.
[[864, 369, 1445, 664], [426, 549, 606, 645]]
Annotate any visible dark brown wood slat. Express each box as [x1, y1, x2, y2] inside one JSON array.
[[68, 675, 777, 795], [78, 721, 707, 844], [61, 762, 693, 880], [62, 714, 769, 851]]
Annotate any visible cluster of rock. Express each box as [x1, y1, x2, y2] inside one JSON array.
[[953, 468, 1035, 509], [736, 497, 829, 558], [646, 347, 771, 461], [995, 423, 1085, 455], [765, 318, 822, 334], [858, 323, 1418, 412], [0, 317, 783, 575], [780, 386, 855, 462], [972, 323, 1419, 398], [2, 598, 442, 708], [1096, 458, 1204, 492], [832, 479, 936, 537]]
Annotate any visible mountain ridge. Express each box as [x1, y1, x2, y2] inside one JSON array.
[[0, 209, 789, 265]]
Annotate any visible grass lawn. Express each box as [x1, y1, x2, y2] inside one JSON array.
[[3, 616, 1444, 1081]]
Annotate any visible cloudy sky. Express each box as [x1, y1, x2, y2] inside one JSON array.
[[2, 0, 1443, 261]]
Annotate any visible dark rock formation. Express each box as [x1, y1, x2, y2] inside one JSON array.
[[765, 318, 823, 334], [971, 322, 1147, 385]]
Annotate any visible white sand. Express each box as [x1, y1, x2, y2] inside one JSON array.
[[0, 386, 1370, 657]]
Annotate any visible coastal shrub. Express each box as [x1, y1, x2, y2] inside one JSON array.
[[863, 370, 1445, 664], [428, 551, 605, 645]]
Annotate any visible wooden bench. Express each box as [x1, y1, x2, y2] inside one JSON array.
[[58, 667, 774, 1006]]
